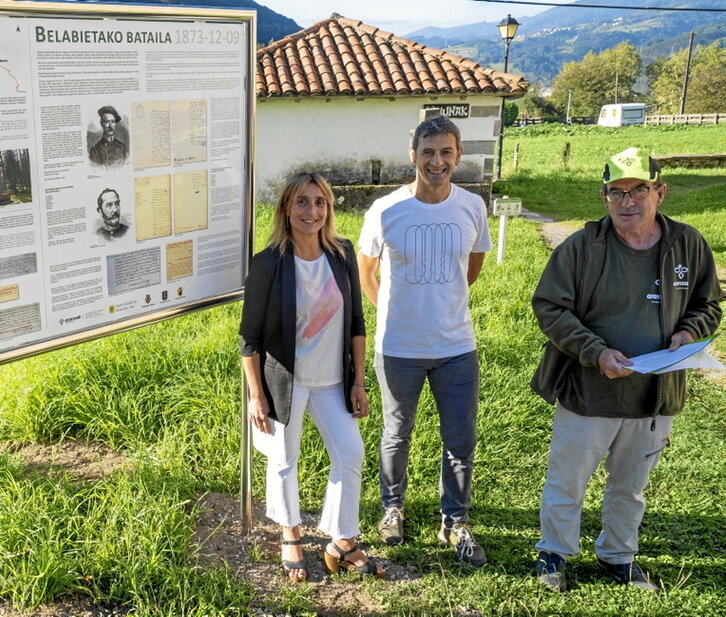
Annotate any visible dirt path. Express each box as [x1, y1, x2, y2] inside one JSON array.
[[192, 492, 418, 616], [0, 440, 130, 481]]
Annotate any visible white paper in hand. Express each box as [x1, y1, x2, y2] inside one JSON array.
[[624, 336, 723, 374]]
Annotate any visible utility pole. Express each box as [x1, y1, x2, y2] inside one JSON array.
[[679, 31, 695, 115], [565, 89, 572, 123], [614, 70, 619, 104]]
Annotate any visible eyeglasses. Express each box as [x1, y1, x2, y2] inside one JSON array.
[[605, 185, 655, 203]]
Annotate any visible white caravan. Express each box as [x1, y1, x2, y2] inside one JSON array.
[[597, 103, 647, 127]]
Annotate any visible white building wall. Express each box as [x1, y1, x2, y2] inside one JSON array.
[[255, 94, 501, 203]]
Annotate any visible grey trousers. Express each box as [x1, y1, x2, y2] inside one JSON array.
[[375, 351, 479, 527], [536, 404, 673, 564]]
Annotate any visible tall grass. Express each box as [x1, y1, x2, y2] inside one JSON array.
[[0, 455, 252, 614], [0, 124, 723, 615]]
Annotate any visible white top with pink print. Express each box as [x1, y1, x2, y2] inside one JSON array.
[[293, 253, 344, 386]]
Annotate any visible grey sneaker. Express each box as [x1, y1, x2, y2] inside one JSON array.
[[597, 558, 659, 592], [535, 551, 566, 592], [378, 507, 404, 545], [438, 523, 487, 567]]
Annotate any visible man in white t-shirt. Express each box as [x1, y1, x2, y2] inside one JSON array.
[[358, 115, 491, 566]]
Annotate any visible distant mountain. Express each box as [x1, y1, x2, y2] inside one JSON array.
[[405, 0, 726, 86], [70, 0, 301, 45], [405, 21, 498, 47]]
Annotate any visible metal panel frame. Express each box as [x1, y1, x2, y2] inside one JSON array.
[[0, 0, 256, 365], [0, 0, 256, 531]]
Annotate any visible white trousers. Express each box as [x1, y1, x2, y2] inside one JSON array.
[[252, 382, 364, 539], [536, 404, 673, 564]]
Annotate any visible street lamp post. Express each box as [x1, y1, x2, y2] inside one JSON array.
[[495, 14, 519, 180]]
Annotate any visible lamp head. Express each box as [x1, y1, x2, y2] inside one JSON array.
[[498, 14, 520, 41]]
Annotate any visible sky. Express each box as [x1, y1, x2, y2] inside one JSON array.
[[257, 0, 577, 36]]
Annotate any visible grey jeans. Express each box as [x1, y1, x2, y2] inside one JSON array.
[[536, 404, 673, 564], [374, 350, 479, 527]]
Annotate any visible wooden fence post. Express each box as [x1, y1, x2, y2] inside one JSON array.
[[561, 142, 570, 168]]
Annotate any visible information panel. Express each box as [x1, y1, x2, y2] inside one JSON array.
[[0, 1, 255, 363]]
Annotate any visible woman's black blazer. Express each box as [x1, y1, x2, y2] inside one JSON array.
[[239, 238, 365, 426]]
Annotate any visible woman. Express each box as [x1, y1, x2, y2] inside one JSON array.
[[240, 172, 384, 582]]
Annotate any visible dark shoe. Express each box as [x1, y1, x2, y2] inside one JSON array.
[[597, 558, 659, 592], [281, 537, 307, 583], [438, 523, 487, 567], [323, 541, 386, 579], [535, 551, 566, 592], [378, 507, 404, 545]]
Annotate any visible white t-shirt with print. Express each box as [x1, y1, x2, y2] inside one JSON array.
[[293, 254, 344, 386], [358, 184, 491, 359]]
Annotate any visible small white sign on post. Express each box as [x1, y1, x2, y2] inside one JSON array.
[[492, 196, 522, 264]]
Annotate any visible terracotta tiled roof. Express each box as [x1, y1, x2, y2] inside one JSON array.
[[257, 15, 528, 98]]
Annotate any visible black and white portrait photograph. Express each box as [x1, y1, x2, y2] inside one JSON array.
[[94, 187, 130, 241], [87, 106, 129, 168]]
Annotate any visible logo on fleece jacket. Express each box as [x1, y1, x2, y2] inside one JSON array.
[[673, 264, 689, 288]]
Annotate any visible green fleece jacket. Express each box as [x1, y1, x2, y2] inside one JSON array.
[[532, 212, 723, 418]]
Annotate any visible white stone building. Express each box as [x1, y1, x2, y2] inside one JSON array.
[[255, 15, 528, 205]]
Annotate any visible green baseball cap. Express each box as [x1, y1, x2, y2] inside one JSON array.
[[602, 147, 660, 183]]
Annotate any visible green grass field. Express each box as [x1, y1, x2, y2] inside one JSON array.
[[0, 124, 723, 616]]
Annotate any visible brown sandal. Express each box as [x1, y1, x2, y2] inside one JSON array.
[[323, 541, 385, 579], [281, 537, 308, 583]]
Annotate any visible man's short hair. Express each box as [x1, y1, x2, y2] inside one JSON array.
[[97, 188, 119, 210], [411, 115, 462, 152], [98, 105, 121, 123]]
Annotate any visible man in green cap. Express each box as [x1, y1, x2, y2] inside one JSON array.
[[530, 147, 723, 592]]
